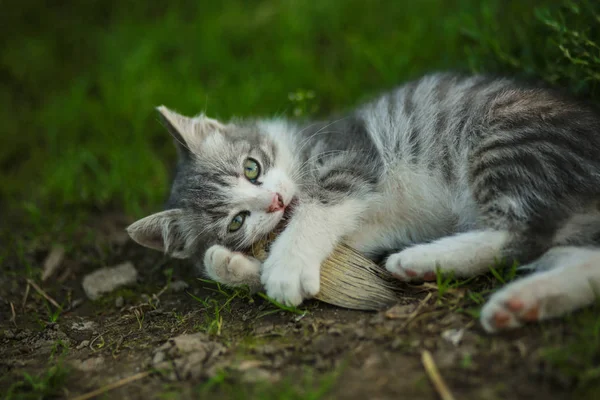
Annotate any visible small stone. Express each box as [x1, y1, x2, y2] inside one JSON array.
[[390, 338, 405, 350], [153, 351, 165, 365], [152, 332, 226, 381], [237, 360, 267, 371], [441, 328, 465, 347], [353, 327, 366, 339], [257, 344, 278, 356], [72, 356, 104, 372], [169, 280, 189, 292], [327, 327, 342, 336], [76, 340, 90, 350], [115, 296, 124, 308], [313, 335, 339, 356], [42, 245, 65, 282], [384, 304, 416, 319], [82, 262, 138, 300], [254, 324, 274, 336], [71, 298, 84, 309], [71, 321, 96, 331], [240, 368, 279, 383]]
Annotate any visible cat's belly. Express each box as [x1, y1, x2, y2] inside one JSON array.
[[346, 209, 457, 258], [344, 164, 477, 258]]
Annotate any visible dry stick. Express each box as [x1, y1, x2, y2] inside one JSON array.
[[10, 302, 17, 328], [399, 292, 433, 330], [71, 371, 152, 400], [421, 350, 456, 400], [22, 282, 30, 311], [26, 279, 61, 309]]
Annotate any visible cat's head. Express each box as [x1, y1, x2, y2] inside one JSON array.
[[126, 106, 299, 259]]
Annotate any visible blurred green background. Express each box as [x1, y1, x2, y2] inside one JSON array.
[[1, 0, 599, 233]]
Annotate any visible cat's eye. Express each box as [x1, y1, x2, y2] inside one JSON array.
[[243, 158, 261, 183], [228, 212, 248, 232]]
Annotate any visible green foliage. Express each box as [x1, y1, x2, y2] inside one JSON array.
[[2, 0, 598, 227], [256, 292, 308, 317], [540, 307, 600, 396], [197, 365, 342, 400], [461, 0, 600, 96], [3, 340, 70, 400]]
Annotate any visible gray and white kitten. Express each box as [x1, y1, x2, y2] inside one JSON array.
[[128, 72, 600, 333]]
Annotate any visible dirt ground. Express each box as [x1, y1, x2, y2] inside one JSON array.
[[1, 213, 598, 400]]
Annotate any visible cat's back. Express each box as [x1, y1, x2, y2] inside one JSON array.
[[357, 72, 600, 171], [357, 73, 511, 166]]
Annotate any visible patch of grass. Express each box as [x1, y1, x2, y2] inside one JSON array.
[[3, 340, 71, 400], [189, 279, 259, 335], [256, 292, 308, 317], [93, 287, 140, 309], [190, 295, 224, 336], [197, 365, 343, 400], [3, 0, 599, 228], [539, 306, 600, 395]]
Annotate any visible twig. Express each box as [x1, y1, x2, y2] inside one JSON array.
[[89, 334, 104, 351], [26, 279, 61, 309], [71, 371, 152, 400], [22, 282, 30, 311], [10, 302, 17, 328], [399, 292, 433, 330], [421, 350, 455, 400]]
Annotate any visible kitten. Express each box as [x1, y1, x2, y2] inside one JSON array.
[[127, 72, 600, 333]]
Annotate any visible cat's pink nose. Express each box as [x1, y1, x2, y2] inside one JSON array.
[[267, 193, 285, 213]]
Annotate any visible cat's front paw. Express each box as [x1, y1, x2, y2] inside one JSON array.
[[203, 245, 261, 288], [260, 250, 320, 307]]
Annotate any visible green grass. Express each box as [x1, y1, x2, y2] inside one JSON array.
[[540, 306, 600, 397], [2, 340, 71, 400], [2, 0, 600, 394], [196, 365, 343, 400], [2, 0, 599, 231]]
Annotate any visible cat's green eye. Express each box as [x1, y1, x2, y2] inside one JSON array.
[[228, 212, 247, 232], [243, 158, 260, 182]]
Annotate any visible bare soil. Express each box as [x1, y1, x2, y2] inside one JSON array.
[[0, 213, 596, 400]]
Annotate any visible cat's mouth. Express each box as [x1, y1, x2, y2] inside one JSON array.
[[275, 197, 299, 232]]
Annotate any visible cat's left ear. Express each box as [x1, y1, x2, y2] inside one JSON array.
[[126, 209, 192, 259], [156, 105, 226, 156]]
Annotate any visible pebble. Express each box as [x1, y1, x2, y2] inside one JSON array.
[[169, 280, 189, 292], [81, 262, 138, 300], [77, 340, 90, 350]]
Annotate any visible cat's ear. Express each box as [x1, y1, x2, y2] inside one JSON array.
[[156, 105, 226, 156], [126, 209, 191, 259]]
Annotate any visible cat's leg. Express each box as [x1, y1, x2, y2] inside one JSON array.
[[261, 198, 367, 306], [385, 229, 510, 281], [480, 246, 600, 332], [203, 244, 262, 289]]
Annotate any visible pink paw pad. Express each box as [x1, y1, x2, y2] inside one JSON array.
[[392, 273, 406, 281], [522, 305, 540, 321], [493, 310, 512, 329], [423, 271, 436, 281], [506, 298, 524, 312], [404, 269, 418, 277], [505, 297, 540, 321]]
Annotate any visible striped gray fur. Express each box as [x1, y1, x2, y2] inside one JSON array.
[[128, 72, 600, 332]]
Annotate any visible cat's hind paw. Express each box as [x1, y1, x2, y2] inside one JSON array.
[[480, 291, 542, 333]]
